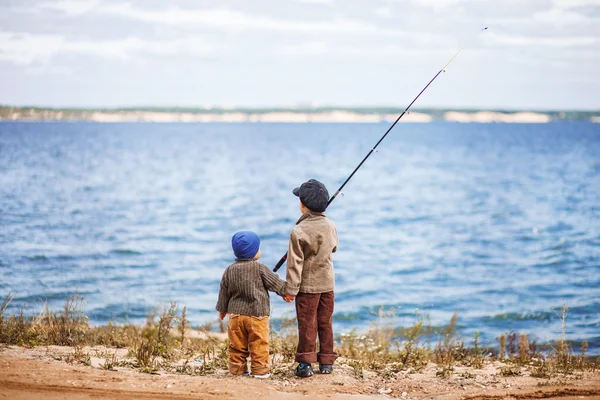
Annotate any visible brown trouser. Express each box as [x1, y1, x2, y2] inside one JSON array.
[[228, 314, 270, 375], [295, 291, 337, 364]]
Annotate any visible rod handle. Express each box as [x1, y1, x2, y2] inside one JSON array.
[[273, 253, 288, 272]]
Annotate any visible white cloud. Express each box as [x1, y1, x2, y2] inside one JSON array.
[[374, 6, 393, 18], [294, 0, 334, 3], [523, 0, 600, 26], [280, 41, 330, 56], [0, 32, 215, 65], [554, 0, 600, 8], [408, 0, 464, 11], [42, 2, 411, 37], [534, 7, 590, 25], [41, 0, 100, 16], [0, 33, 65, 65], [3, 0, 600, 109], [488, 32, 598, 47], [25, 64, 73, 75], [279, 40, 445, 57]]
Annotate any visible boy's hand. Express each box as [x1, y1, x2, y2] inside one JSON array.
[[282, 294, 295, 303], [219, 312, 227, 320]]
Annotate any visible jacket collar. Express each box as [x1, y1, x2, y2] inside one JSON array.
[[296, 210, 326, 225], [235, 258, 255, 262]]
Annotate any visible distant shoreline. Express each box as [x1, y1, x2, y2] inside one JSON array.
[[1, 106, 599, 123]]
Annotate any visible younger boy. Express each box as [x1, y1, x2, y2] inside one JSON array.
[[216, 230, 290, 378], [284, 179, 339, 377]]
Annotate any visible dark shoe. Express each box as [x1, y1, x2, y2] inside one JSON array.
[[295, 362, 314, 377], [319, 364, 333, 374]]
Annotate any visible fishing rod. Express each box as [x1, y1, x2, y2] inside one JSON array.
[[273, 28, 488, 273]]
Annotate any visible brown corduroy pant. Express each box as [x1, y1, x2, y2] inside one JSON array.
[[295, 291, 338, 365], [228, 314, 270, 375]]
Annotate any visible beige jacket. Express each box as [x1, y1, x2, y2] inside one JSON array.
[[285, 211, 338, 295]]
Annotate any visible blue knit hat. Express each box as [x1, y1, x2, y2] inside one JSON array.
[[232, 231, 260, 259]]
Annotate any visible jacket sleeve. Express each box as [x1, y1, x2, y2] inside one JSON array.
[[259, 264, 287, 296], [285, 228, 304, 295], [215, 271, 230, 313]]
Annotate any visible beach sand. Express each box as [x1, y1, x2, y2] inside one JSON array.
[[1, 345, 599, 400]]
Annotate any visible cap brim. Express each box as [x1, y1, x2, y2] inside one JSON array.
[[292, 187, 300, 197]]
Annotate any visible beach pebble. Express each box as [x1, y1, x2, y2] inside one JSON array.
[[378, 388, 392, 394], [402, 392, 408, 397]]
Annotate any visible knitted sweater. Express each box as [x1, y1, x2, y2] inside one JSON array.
[[216, 259, 287, 317]]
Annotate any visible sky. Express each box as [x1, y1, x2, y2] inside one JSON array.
[[0, 0, 599, 110]]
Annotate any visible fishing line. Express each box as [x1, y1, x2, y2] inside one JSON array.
[[273, 27, 489, 273]]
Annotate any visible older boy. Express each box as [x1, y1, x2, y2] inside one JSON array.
[[216, 231, 290, 378], [284, 179, 339, 377]]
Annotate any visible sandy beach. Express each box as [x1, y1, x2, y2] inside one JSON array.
[[1, 345, 599, 400]]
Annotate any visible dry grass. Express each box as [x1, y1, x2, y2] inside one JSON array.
[[1, 292, 597, 380], [0, 292, 88, 347]]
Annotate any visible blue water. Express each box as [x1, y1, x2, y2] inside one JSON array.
[[1, 122, 599, 354]]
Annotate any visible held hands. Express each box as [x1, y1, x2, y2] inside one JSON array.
[[282, 294, 295, 303], [219, 311, 227, 320]]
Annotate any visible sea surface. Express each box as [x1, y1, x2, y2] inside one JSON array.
[[1, 122, 599, 353]]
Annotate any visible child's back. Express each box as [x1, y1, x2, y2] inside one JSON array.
[[216, 231, 287, 378], [286, 210, 337, 295], [217, 258, 285, 317]]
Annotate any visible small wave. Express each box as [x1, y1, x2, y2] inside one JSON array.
[[546, 221, 574, 233], [530, 260, 564, 268], [10, 290, 95, 309], [269, 217, 295, 225], [160, 235, 189, 242], [491, 210, 523, 220], [463, 237, 506, 250], [336, 289, 379, 301], [127, 263, 157, 270], [257, 232, 288, 241], [375, 216, 430, 227], [544, 241, 574, 252], [516, 234, 539, 242], [87, 303, 154, 325], [22, 254, 92, 263], [584, 237, 600, 247], [463, 251, 495, 260], [485, 311, 554, 322], [333, 313, 367, 322], [390, 267, 429, 277], [24, 255, 49, 261], [109, 249, 142, 255]]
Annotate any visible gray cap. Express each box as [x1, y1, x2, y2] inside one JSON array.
[[293, 179, 329, 212]]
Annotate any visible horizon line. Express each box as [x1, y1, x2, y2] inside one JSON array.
[[2, 104, 600, 113]]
